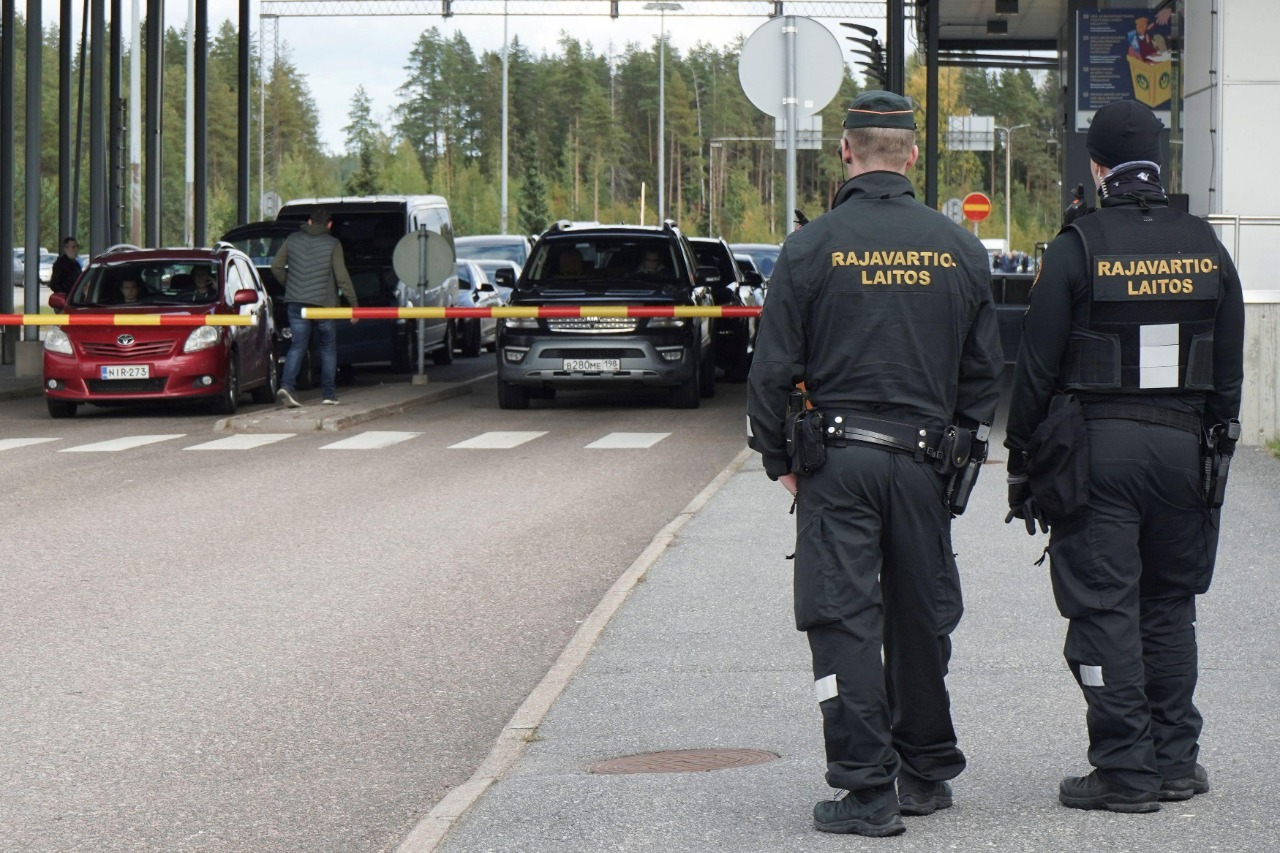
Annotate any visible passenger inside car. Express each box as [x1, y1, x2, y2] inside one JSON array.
[[557, 248, 584, 276], [191, 267, 218, 301], [118, 277, 146, 304], [636, 248, 669, 278]]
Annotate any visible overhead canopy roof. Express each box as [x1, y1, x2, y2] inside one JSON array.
[[932, 0, 1068, 51]]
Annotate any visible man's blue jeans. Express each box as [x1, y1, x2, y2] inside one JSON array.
[[282, 302, 338, 400]]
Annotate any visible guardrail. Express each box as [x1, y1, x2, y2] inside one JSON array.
[[0, 314, 259, 326], [301, 306, 764, 320]]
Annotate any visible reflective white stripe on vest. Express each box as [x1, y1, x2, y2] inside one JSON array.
[[1080, 665, 1105, 687], [815, 674, 839, 703], [1139, 323, 1180, 389]]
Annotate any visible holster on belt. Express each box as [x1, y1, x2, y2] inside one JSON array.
[[945, 423, 990, 516], [785, 389, 826, 476], [1203, 418, 1241, 508]]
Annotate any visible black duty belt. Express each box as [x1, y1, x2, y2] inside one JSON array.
[[1083, 403, 1202, 435], [821, 412, 945, 461]]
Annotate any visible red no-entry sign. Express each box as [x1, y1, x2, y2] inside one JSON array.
[[962, 192, 992, 222]]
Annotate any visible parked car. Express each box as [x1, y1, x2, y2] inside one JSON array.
[[468, 258, 520, 303], [689, 236, 764, 383], [38, 252, 58, 284], [42, 244, 278, 418], [729, 242, 781, 282], [454, 259, 504, 357], [495, 220, 718, 410], [454, 234, 533, 266], [222, 194, 459, 385]]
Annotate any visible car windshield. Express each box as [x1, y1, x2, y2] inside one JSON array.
[[69, 261, 222, 307], [741, 247, 778, 278], [455, 239, 525, 263], [526, 237, 679, 289]]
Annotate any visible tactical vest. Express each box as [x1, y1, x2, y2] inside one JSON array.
[[282, 229, 339, 307], [1063, 206, 1221, 394]]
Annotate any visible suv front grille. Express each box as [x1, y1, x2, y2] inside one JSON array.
[[546, 317, 638, 334], [540, 347, 644, 359], [81, 340, 175, 359]]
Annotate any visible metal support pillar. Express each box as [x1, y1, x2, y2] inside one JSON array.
[[886, 0, 904, 94], [25, 0, 43, 335], [1, 0, 14, 354], [238, 0, 251, 224], [90, 0, 107, 254], [924, 0, 938, 208], [145, 0, 162, 245], [110, 0, 123, 243], [60, 0, 73, 241], [194, 0, 208, 244]]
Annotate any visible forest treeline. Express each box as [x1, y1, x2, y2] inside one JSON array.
[[3, 15, 1062, 252]]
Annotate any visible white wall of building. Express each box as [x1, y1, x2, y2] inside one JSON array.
[[1183, 0, 1280, 444]]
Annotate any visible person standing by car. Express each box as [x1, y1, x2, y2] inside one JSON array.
[[270, 208, 359, 407], [1004, 99, 1245, 814], [49, 237, 81, 303], [747, 90, 1003, 838]]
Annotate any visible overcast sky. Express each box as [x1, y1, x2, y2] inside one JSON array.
[[45, 1, 882, 152]]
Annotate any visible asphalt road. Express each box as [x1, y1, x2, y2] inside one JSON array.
[[0, 374, 752, 852]]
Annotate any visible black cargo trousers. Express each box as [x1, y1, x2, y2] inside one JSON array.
[[793, 443, 967, 793], [1046, 418, 1219, 793]]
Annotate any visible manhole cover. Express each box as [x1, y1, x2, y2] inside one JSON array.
[[590, 748, 779, 775]]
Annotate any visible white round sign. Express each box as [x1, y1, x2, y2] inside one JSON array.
[[392, 229, 455, 289], [738, 16, 845, 119]]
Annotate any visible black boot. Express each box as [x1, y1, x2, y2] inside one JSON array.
[[1059, 770, 1160, 813], [813, 784, 906, 836], [1160, 764, 1210, 801], [897, 774, 954, 816]]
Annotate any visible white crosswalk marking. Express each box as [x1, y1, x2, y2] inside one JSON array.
[[449, 431, 547, 449], [320, 431, 422, 450], [185, 434, 296, 451], [0, 438, 60, 452], [60, 435, 186, 453], [585, 432, 671, 449]]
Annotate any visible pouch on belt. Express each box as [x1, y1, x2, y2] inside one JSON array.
[[1023, 394, 1090, 521]]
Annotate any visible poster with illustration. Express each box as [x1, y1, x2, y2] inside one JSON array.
[[1076, 7, 1175, 130]]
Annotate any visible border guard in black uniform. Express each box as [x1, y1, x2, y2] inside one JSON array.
[[747, 91, 1003, 838], [1004, 99, 1245, 813]]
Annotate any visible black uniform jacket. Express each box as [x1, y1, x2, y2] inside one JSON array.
[[1004, 194, 1245, 463], [747, 171, 1005, 479]]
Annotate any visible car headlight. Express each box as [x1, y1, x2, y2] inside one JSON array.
[[183, 325, 220, 353], [648, 317, 686, 328], [43, 327, 72, 355], [503, 317, 539, 330]]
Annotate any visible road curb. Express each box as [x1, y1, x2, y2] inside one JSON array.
[[391, 444, 755, 853]]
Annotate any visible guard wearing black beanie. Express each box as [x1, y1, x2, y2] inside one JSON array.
[[1003, 98, 1245, 814]]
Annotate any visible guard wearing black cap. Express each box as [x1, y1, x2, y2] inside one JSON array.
[[1004, 99, 1245, 812], [747, 90, 1003, 837]]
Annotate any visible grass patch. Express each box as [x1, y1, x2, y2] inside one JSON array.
[[1266, 438, 1280, 460]]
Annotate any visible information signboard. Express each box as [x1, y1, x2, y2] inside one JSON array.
[[1076, 7, 1176, 130]]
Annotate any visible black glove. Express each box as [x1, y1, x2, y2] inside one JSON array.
[[1005, 474, 1049, 535], [1062, 183, 1094, 228]]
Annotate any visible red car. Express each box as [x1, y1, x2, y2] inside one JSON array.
[[43, 245, 278, 418]]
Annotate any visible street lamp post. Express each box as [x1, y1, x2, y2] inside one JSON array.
[[997, 123, 1030, 253], [645, 2, 681, 223]]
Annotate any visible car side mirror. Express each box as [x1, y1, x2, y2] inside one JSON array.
[[477, 280, 495, 293], [494, 268, 515, 289], [232, 289, 260, 305], [696, 265, 722, 286], [742, 270, 764, 289], [49, 293, 67, 310]]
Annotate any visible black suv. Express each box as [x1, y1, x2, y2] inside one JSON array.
[[495, 221, 717, 409], [688, 236, 765, 383]]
